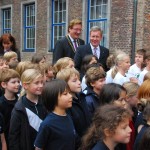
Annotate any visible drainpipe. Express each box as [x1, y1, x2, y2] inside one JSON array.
[[131, 0, 138, 64]]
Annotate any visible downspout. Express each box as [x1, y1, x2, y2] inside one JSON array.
[[131, 0, 138, 64]]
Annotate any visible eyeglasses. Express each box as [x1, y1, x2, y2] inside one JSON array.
[[72, 28, 83, 32]]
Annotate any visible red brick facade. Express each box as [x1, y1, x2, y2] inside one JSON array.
[[0, 0, 150, 62]]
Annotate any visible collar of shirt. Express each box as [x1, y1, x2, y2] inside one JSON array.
[[68, 34, 75, 43], [68, 34, 78, 48], [90, 43, 100, 58]]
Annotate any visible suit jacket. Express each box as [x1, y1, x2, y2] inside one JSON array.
[[53, 35, 85, 64], [74, 43, 109, 71]]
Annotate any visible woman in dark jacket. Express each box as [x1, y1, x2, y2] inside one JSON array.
[[0, 33, 21, 61]]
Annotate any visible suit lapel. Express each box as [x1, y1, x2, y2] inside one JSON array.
[[99, 46, 105, 60], [66, 35, 76, 53]]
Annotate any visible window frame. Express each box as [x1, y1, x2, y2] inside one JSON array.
[[87, 0, 109, 47], [51, 0, 67, 51], [23, 2, 36, 52]]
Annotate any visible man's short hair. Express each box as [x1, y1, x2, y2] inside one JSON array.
[[90, 26, 103, 35], [68, 19, 82, 32]]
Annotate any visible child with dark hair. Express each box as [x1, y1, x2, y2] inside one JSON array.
[[138, 51, 150, 85], [80, 104, 131, 150], [80, 55, 98, 80], [99, 83, 127, 106], [31, 54, 46, 64], [34, 79, 76, 150], [128, 49, 146, 82], [84, 66, 105, 117]]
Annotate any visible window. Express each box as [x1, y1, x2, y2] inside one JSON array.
[[2, 8, 11, 33], [51, 0, 66, 51], [87, 0, 108, 47], [23, 3, 35, 52]]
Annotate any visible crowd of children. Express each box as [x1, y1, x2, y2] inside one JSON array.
[[0, 33, 150, 150]]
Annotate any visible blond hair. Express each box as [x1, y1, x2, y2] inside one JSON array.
[[68, 19, 82, 32], [123, 82, 139, 97], [16, 61, 38, 76], [85, 66, 105, 87], [53, 57, 74, 75], [0, 69, 20, 86], [111, 52, 129, 78], [20, 69, 43, 97], [4, 51, 17, 62], [56, 68, 79, 82]]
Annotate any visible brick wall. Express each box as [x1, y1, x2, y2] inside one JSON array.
[[0, 0, 149, 62], [143, 0, 150, 50], [109, 0, 134, 55]]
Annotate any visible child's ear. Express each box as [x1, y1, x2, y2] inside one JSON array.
[[125, 96, 129, 102], [90, 82, 95, 87], [104, 128, 112, 137], [1, 82, 7, 89], [22, 83, 28, 90]]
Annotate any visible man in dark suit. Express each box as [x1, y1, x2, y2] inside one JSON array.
[[53, 19, 85, 64], [74, 26, 109, 71]]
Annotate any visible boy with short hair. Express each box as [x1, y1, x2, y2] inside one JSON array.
[[0, 69, 20, 148], [128, 49, 146, 81], [3, 51, 18, 69], [138, 51, 150, 85], [84, 66, 106, 117], [0, 56, 9, 70]]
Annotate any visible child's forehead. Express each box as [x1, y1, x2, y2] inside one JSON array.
[[136, 53, 143, 57], [70, 73, 79, 79]]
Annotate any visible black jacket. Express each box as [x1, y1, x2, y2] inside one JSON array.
[[84, 87, 100, 118], [67, 93, 91, 138], [9, 96, 47, 150], [0, 49, 21, 62], [74, 43, 109, 71], [53, 35, 85, 64]]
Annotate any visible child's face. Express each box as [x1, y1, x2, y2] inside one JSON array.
[[67, 60, 75, 68], [112, 118, 131, 144], [9, 56, 18, 64], [89, 57, 97, 65], [67, 74, 81, 93], [114, 90, 127, 109], [39, 58, 46, 64], [135, 54, 143, 66], [91, 78, 105, 95], [0, 60, 9, 69], [2, 41, 13, 50], [120, 57, 130, 72], [2, 78, 20, 93], [126, 94, 138, 107], [57, 89, 73, 109], [46, 69, 54, 80], [24, 76, 44, 95]]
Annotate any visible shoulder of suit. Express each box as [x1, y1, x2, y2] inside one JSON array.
[[100, 46, 109, 51]]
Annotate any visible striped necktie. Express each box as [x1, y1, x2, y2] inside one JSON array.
[[93, 47, 98, 58]]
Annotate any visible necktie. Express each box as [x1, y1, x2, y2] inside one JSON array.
[[73, 40, 78, 51], [93, 47, 98, 58]]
